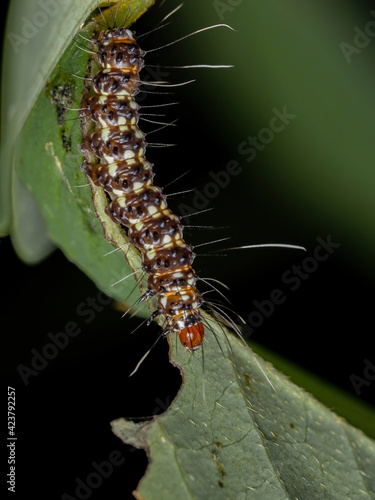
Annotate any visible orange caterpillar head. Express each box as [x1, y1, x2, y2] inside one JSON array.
[[179, 323, 205, 352]]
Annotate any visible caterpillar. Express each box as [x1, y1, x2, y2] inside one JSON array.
[[78, 2, 305, 377], [79, 4, 206, 354]]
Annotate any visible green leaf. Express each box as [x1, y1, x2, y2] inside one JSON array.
[[1, 0, 103, 240], [112, 320, 375, 499], [1, 0, 155, 309], [248, 341, 375, 442]]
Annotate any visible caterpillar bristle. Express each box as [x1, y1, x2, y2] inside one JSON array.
[[80, 3, 207, 363], [74, 1, 301, 395]]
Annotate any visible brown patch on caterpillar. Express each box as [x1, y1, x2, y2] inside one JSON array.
[[79, 51, 143, 271], [79, 16, 204, 349]]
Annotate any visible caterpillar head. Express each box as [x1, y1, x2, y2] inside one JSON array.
[[179, 322, 205, 352]]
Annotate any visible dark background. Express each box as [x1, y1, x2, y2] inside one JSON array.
[[2, 1, 375, 499]]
